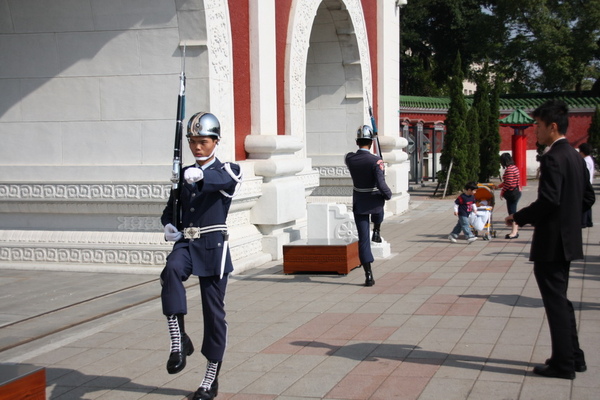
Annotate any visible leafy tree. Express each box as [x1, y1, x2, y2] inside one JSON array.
[[492, 0, 600, 92], [400, 0, 600, 94], [440, 53, 470, 194], [588, 105, 600, 168], [400, 0, 502, 95]]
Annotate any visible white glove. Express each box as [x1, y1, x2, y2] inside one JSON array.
[[184, 167, 204, 184], [164, 223, 183, 242]]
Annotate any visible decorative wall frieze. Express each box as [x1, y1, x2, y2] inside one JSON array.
[[316, 166, 350, 178], [0, 227, 264, 267], [0, 183, 170, 201], [0, 178, 262, 212], [229, 240, 263, 260], [310, 186, 353, 196], [117, 217, 164, 231], [0, 202, 164, 215], [0, 246, 169, 266], [0, 230, 168, 244], [297, 170, 320, 189]]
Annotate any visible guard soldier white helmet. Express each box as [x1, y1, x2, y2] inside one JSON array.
[[356, 125, 374, 140], [187, 112, 220, 138]]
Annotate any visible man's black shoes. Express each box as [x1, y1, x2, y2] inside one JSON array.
[[372, 223, 382, 243], [533, 364, 575, 380], [371, 229, 381, 243], [363, 263, 375, 287], [193, 361, 221, 399], [167, 334, 194, 374], [193, 380, 218, 400], [545, 358, 587, 373]]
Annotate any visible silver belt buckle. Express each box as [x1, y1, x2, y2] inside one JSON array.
[[184, 227, 201, 240]]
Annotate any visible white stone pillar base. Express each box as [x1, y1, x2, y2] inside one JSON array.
[[371, 240, 391, 259], [387, 193, 410, 215], [259, 220, 307, 260]]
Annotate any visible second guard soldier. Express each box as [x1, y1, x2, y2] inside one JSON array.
[[345, 125, 392, 286]]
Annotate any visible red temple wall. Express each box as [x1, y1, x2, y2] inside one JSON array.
[[400, 111, 593, 151]]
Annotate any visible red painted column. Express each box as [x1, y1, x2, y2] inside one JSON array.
[[511, 130, 527, 187]]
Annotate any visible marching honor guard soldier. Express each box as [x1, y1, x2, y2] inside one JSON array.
[[345, 125, 392, 286], [161, 112, 242, 399]]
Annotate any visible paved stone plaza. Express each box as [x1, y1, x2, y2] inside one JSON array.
[[1, 180, 598, 399]]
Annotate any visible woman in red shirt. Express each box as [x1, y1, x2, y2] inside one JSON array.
[[499, 153, 521, 238]]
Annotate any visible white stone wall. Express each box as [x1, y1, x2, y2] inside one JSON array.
[[0, 0, 270, 272], [0, 0, 215, 182]]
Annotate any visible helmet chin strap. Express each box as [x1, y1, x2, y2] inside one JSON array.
[[194, 142, 218, 161]]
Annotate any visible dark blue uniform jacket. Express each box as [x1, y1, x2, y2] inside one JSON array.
[[161, 158, 240, 277], [345, 150, 392, 215]]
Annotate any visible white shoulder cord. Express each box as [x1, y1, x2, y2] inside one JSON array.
[[219, 162, 242, 279], [219, 162, 243, 198]]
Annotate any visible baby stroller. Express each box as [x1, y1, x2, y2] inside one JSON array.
[[469, 183, 496, 240]]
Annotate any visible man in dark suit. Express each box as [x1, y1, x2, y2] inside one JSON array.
[[161, 112, 242, 400], [345, 125, 392, 286], [506, 100, 595, 380]]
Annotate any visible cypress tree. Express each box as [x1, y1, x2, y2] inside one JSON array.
[[440, 53, 469, 194], [473, 69, 497, 183], [487, 76, 501, 180], [465, 106, 481, 183], [473, 74, 490, 182]]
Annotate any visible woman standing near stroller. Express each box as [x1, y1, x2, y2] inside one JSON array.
[[499, 153, 521, 239]]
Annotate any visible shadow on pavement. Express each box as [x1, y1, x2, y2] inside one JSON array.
[[289, 341, 531, 376]]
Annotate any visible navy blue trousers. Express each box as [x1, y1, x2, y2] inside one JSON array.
[[160, 246, 228, 362], [353, 211, 383, 264]]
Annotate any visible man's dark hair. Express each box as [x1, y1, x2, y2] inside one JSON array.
[[464, 181, 478, 191], [356, 138, 373, 147], [579, 142, 592, 156], [532, 99, 569, 135]]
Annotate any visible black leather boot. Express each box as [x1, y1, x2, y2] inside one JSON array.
[[363, 263, 375, 287], [371, 223, 382, 243], [193, 361, 221, 400], [166, 314, 195, 374]]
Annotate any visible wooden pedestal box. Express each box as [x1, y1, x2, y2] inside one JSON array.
[[0, 364, 46, 400], [283, 239, 360, 275]]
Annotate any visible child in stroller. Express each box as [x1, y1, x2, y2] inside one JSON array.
[[469, 183, 496, 240]]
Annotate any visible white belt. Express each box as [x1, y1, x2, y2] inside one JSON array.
[[183, 224, 228, 240], [353, 187, 378, 193]]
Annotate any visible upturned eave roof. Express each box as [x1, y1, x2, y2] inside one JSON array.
[[499, 108, 535, 125], [400, 91, 600, 111]]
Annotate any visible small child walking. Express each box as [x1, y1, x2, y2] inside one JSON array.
[[449, 181, 478, 243]]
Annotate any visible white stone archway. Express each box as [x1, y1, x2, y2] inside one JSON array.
[[286, 0, 373, 151], [285, 0, 376, 209], [202, 0, 236, 162]]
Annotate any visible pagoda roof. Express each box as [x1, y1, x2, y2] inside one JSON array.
[[400, 91, 600, 111], [499, 108, 535, 126]]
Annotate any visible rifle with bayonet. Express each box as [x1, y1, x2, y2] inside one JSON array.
[[170, 45, 186, 229], [366, 92, 383, 160]]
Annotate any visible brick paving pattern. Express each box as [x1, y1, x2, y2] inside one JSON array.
[[1, 180, 599, 399]]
